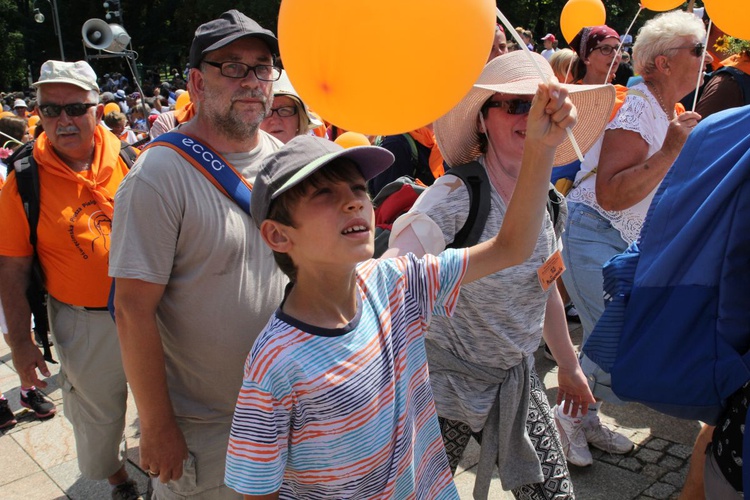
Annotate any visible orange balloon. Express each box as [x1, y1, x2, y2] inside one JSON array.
[[175, 91, 191, 111], [560, 0, 607, 43], [279, 0, 496, 136], [641, 0, 685, 12], [704, 0, 750, 40], [334, 132, 371, 148], [103, 103, 121, 116], [27, 115, 40, 127]]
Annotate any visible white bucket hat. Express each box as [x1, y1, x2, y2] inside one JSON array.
[[272, 70, 324, 133], [435, 51, 616, 167]]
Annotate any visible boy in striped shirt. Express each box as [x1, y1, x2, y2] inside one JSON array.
[[226, 81, 574, 500]]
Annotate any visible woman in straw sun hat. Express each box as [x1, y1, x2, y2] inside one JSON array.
[[386, 50, 614, 498]]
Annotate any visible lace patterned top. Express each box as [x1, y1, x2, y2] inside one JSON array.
[[566, 83, 670, 244]]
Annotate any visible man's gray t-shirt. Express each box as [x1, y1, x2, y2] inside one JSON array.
[[110, 131, 287, 424]]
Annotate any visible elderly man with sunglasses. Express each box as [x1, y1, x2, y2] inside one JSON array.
[[0, 60, 141, 499], [109, 10, 286, 499]]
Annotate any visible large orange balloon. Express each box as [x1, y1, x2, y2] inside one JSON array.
[[704, 0, 750, 40], [641, 0, 685, 12], [560, 0, 607, 43], [27, 115, 40, 127], [279, 0, 496, 136]]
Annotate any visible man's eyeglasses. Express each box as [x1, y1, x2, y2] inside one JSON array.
[[38, 103, 97, 118], [202, 61, 281, 81], [667, 43, 705, 58], [266, 106, 298, 118], [482, 99, 533, 116], [591, 45, 621, 56]]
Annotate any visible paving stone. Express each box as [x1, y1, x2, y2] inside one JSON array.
[[642, 482, 677, 499], [0, 435, 40, 486], [661, 470, 687, 488], [599, 453, 623, 465], [642, 464, 667, 479], [619, 457, 643, 472], [659, 455, 685, 471], [635, 448, 663, 464], [667, 443, 693, 460], [645, 438, 671, 451], [0, 470, 65, 500]]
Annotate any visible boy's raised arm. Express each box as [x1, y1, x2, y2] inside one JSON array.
[[463, 82, 576, 284]]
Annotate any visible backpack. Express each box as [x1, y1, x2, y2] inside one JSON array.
[[373, 134, 439, 188], [582, 106, 750, 426], [8, 140, 137, 362], [372, 161, 564, 257]]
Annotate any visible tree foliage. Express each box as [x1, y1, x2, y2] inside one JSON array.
[[5, 0, 689, 92]]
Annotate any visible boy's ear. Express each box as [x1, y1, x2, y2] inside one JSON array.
[[260, 219, 293, 253]]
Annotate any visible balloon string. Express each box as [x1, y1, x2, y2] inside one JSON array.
[[495, 7, 584, 163], [0, 130, 23, 146], [605, 6, 644, 85], [565, 56, 574, 84], [692, 19, 712, 112]]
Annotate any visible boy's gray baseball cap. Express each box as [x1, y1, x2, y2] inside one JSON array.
[[189, 10, 279, 68], [251, 135, 394, 227]]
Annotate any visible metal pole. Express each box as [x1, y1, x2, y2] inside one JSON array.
[[50, 0, 65, 61]]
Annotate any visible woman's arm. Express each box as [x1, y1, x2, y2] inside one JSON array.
[[596, 111, 700, 211]]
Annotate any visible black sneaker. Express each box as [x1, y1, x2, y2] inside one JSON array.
[[0, 399, 17, 429], [20, 389, 56, 419], [565, 303, 581, 323], [111, 478, 143, 500]]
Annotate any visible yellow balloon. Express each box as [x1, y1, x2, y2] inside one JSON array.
[[704, 0, 750, 40], [560, 0, 607, 43], [334, 131, 371, 148], [103, 103, 121, 116], [641, 0, 685, 12], [279, 0, 496, 136], [175, 91, 191, 111]]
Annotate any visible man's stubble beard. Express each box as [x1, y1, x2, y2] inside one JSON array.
[[204, 87, 273, 143]]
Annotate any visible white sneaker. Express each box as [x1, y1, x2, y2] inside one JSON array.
[[582, 411, 634, 454], [554, 405, 593, 467]]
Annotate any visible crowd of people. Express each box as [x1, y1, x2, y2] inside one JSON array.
[[0, 5, 749, 500]]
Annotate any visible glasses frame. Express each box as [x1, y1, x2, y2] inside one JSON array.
[[482, 98, 533, 116], [666, 43, 705, 58], [38, 102, 97, 118], [591, 45, 621, 57], [202, 60, 281, 81], [266, 105, 298, 118]]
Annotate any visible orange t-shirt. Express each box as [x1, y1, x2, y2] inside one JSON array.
[[0, 126, 130, 307]]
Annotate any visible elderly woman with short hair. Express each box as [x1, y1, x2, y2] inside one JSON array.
[[559, 10, 711, 465]]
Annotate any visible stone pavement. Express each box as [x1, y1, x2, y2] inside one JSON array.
[[0, 321, 701, 499]]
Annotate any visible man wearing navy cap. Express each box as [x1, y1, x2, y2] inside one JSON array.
[[110, 10, 286, 499]]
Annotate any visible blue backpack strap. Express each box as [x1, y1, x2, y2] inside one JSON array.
[[146, 132, 253, 214]]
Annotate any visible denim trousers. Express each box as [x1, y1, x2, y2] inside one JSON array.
[[561, 202, 628, 402]]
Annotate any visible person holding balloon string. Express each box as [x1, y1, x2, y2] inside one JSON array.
[[559, 10, 710, 467], [385, 50, 615, 499]]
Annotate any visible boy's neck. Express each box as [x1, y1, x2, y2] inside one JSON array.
[[282, 267, 360, 329]]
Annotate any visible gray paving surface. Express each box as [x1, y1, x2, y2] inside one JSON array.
[[0, 320, 700, 499]]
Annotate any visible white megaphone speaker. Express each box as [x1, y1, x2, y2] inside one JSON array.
[[82, 18, 131, 53]]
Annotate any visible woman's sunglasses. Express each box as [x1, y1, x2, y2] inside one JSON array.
[[482, 99, 533, 116]]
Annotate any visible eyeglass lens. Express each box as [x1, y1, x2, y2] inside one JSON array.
[[39, 103, 96, 117]]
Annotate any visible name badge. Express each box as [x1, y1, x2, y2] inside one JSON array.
[[537, 250, 565, 291]]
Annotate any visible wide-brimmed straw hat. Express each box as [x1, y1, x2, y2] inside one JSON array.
[[435, 51, 616, 167]]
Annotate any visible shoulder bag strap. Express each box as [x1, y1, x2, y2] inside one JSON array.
[[146, 132, 253, 215]]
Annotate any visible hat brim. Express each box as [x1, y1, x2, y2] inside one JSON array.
[[33, 78, 99, 92], [274, 91, 324, 131], [202, 32, 279, 61], [272, 146, 394, 200], [435, 53, 616, 167]]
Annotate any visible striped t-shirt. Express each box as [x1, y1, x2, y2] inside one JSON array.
[[225, 250, 468, 499]]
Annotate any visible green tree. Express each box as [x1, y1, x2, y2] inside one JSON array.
[[0, 0, 27, 89]]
